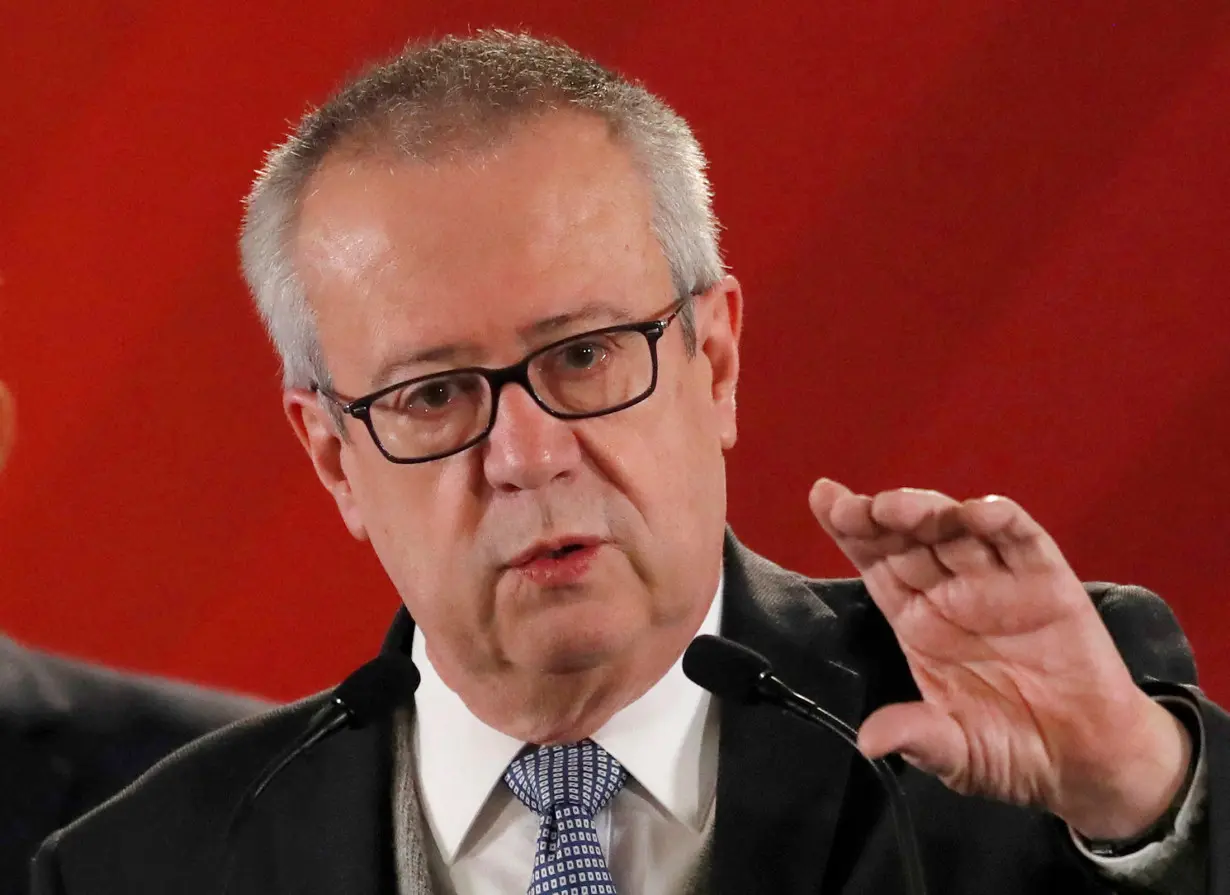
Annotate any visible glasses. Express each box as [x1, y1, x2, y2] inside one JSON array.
[[312, 298, 688, 464]]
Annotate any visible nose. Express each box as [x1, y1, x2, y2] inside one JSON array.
[[482, 384, 582, 492]]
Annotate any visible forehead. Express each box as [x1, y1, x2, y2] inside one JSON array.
[[293, 113, 672, 381]]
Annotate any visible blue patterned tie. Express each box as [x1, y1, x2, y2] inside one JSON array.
[[503, 739, 627, 895]]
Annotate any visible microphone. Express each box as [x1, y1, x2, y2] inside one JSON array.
[[244, 652, 420, 804], [683, 634, 928, 895], [218, 652, 421, 892]]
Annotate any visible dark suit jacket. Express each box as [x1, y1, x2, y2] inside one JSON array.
[[0, 635, 267, 895], [29, 536, 1230, 894]]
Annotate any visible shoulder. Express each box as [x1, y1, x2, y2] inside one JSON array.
[[2, 634, 272, 833], [35, 694, 328, 893], [1083, 582, 1197, 685], [3, 634, 269, 761], [3, 634, 268, 727]]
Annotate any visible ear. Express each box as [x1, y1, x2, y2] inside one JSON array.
[[694, 275, 743, 450], [0, 380, 15, 474], [283, 388, 369, 541]]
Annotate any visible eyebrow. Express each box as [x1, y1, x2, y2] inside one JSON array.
[[368, 301, 637, 387]]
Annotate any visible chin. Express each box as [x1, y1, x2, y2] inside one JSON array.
[[516, 603, 644, 675]]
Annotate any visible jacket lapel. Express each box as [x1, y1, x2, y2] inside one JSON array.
[[710, 536, 868, 895]]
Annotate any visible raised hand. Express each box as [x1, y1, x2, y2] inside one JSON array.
[[808, 478, 1191, 840]]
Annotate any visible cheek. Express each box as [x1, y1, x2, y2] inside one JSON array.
[[345, 451, 486, 601], [589, 369, 728, 542]]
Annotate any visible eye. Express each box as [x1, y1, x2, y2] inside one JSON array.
[[407, 381, 454, 410], [392, 376, 479, 414], [558, 339, 610, 371]]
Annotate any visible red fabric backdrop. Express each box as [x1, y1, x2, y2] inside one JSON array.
[[1, 2, 1227, 703]]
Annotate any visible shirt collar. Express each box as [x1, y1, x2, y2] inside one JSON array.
[[412, 576, 723, 863]]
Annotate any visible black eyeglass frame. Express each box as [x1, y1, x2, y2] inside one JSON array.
[[311, 297, 690, 465]]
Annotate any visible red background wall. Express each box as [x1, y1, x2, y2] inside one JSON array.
[[2, 2, 1228, 703]]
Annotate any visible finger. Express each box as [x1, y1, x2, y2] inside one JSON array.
[[810, 479, 916, 570], [859, 564, 917, 619], [807, 477, 848, 526], [810, 478, 879, 539], [957, 496, 1068, 575], [870, 489, 966, 543], [885, 545, 951, 592], [933, 535, 1006, 577], [858, 701, 965, 780]]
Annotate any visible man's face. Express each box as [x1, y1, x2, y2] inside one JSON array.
[[287, 114, 741, 716]]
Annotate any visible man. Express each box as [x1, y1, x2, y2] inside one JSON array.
[[32, 31, 1226, 895], [0, 378, 268, 894]]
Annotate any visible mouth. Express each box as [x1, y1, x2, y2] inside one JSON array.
[[506, 537, 605, 569]]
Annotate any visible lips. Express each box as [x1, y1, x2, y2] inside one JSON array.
[[506, 536, 604, 569]]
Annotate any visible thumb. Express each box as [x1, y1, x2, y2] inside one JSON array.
[[858, 701, 965, 778]]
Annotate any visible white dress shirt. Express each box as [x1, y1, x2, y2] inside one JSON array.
[[411, 580, 723, 895]]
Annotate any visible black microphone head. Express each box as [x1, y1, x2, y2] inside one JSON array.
[[682, 634, 773, 704], [333, 653, 421, 729]]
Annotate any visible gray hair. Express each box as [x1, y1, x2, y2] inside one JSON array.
[[240, 29, 725, 391]]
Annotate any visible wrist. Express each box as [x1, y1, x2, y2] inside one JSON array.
[[1063, 697, 1194, 842]]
